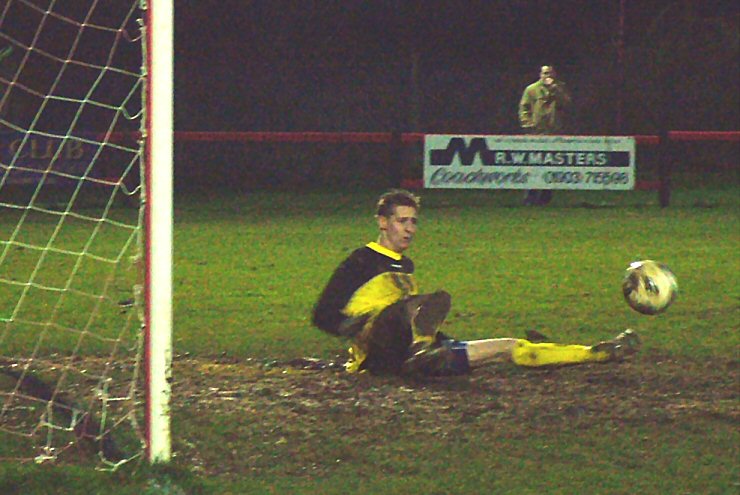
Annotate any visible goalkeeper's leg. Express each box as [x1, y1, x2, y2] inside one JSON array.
[[510, 341, 610, 367], [402, 337, 517, 375], [351, 291, 451, 374], [511, 329, 641, 366], [402, 330, 641, 375], [407, 291, 452, 345]]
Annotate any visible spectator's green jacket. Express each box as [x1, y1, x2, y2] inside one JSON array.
[[518, 79, 571, 133]]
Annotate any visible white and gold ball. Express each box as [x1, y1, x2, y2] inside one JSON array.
[[622, 260, 678, 315]]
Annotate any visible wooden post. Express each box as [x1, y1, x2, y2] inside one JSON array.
[[658, 130, 671, 207]]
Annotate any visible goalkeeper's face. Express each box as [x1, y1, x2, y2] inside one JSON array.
[[378, 205, 418, 254]]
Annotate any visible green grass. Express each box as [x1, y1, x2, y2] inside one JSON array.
[[172, 183, 739, 361], [1, 176, 739, 494]]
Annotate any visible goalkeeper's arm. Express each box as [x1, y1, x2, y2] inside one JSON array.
[[312, 256, 365, 336]]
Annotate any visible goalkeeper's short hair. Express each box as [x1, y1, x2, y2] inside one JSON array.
[[376, 189, 420, 218]]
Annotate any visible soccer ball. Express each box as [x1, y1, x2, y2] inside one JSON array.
[[622, 260, 678, 315]]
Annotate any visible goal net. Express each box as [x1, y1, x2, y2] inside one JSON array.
[[0, 0, 172, 469]]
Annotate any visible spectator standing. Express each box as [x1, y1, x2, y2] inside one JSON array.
[[518, 65, 572, 206]]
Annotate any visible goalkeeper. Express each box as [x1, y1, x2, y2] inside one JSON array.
[[312, 189, 640, 375]]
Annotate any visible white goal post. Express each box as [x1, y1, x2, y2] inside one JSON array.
[[144, 0, 173, 464]]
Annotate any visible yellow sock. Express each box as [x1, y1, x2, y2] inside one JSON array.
[[511, 339, 610, 367]]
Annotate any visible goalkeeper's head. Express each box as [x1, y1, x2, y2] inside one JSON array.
[[375, 189, 420, 254], [376, 189, 420, 218]]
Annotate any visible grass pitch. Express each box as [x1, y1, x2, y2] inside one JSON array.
[[1, 175, 738, 494]]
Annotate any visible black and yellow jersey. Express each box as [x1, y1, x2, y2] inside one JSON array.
[[312, 241, 418, 336]]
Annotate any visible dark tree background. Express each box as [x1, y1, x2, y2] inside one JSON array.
[[175, 0, 739, 134], [170, 1, 738, 189], [1, 1, 737, 190]]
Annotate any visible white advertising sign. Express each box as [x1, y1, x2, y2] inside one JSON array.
[[424, 135, 635, 190]]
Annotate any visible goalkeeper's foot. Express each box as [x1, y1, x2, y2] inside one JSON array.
[[591, 329, 641, 361], [401, 342, 452, 375]]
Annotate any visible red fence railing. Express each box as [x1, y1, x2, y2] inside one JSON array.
[[176, 130, 740, 144], [176, 130, 738, 206]]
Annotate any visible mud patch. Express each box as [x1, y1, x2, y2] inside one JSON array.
[[171, 351, 739, 477]]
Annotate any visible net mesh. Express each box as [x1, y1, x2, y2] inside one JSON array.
[[0, 0, 145, 469]]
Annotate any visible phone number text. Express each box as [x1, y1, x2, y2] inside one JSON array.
[[542, 171, 630, 185]]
